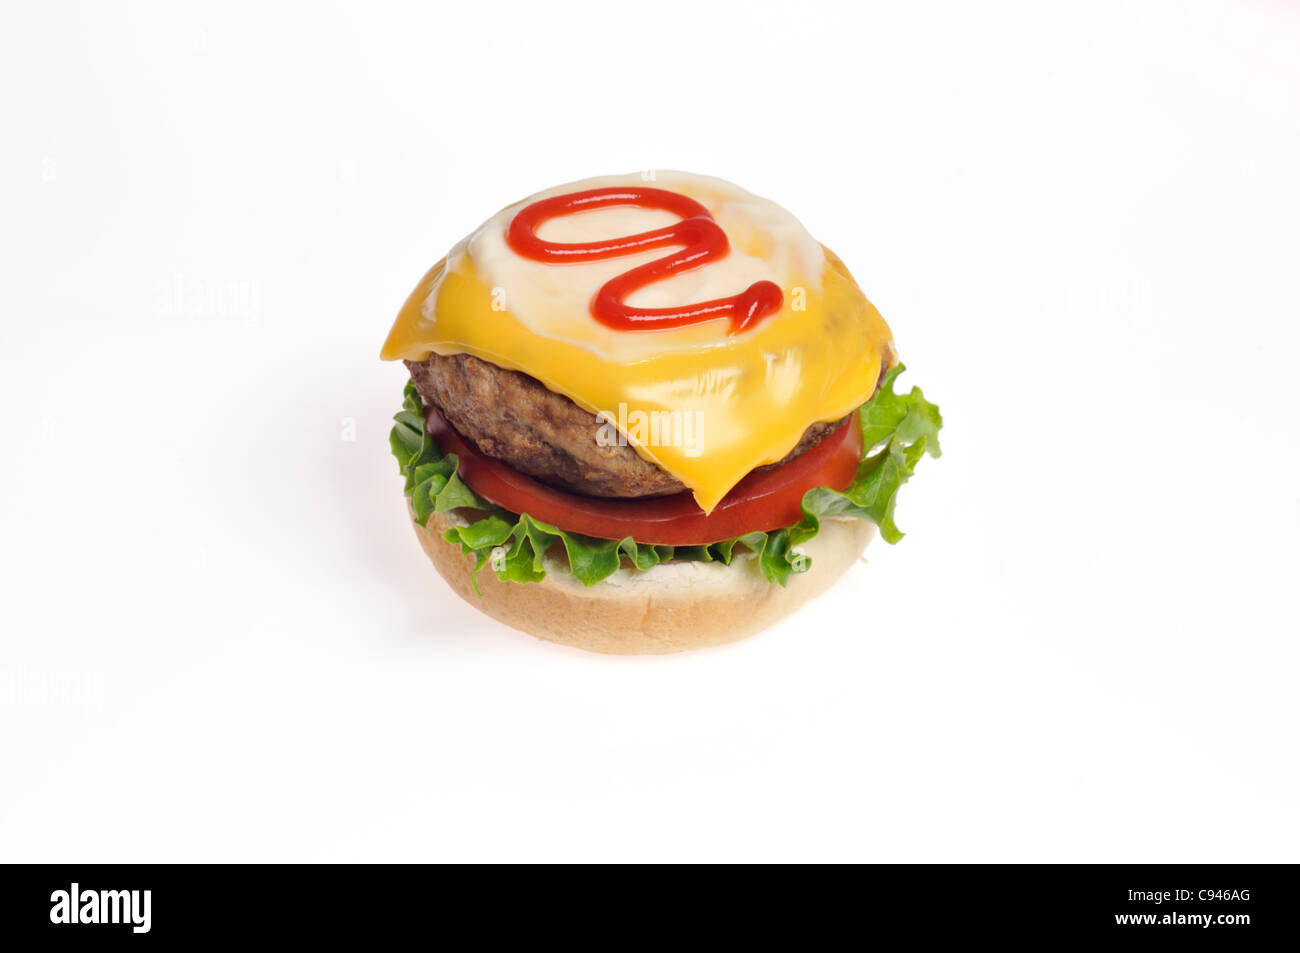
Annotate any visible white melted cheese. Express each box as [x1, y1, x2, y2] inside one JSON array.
[[455, 171, 827, 362]]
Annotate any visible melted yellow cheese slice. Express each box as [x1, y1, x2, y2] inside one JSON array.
[[381, 174, 894, 513]]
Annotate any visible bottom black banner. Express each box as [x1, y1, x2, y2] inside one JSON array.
[[0, 864, 1290, 943]]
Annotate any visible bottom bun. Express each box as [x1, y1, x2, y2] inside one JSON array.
[[410, 506, 875, 655]]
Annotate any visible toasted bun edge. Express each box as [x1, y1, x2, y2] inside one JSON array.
[[409, 506, 875, 655]]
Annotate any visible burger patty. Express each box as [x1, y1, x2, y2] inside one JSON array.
[[406, 352, 881, 499]]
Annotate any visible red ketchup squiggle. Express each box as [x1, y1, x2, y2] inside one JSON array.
[[505, 187, 783, 334]]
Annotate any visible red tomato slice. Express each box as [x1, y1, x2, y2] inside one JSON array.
[[425, 404, 863, 546]]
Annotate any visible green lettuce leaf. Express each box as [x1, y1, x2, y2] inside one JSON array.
[[390, 364, 941, 590]]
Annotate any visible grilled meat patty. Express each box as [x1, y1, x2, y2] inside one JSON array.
[[406, 352, 881, 499]]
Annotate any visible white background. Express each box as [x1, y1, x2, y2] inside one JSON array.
[[2, 0, 1297, 862]]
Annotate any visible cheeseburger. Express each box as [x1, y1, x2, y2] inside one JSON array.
[[382, 172, 941, 654]]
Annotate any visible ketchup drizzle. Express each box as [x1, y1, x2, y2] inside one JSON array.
[[505, 187, 783, 334]]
